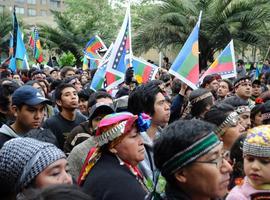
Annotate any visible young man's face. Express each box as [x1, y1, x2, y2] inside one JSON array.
[[65, 70, 76, 78], [235, 81, 252, 99], [208, 79, 219, 92], [252, 84, 262, 97], [152, 92, 170, 127], [217, 81, 230, 98], [57, 87, 79, 111], [14, 104, 46, 130]]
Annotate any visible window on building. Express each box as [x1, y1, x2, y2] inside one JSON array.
[[16, 7, 25, 15], [15, 0, 25, 3], [50, 0, 60, 8], [27, 0, 36, 4], [0, 6, 4, 13], [41, 10, 47, 16], [40, 0, 47, 5], [28, 8, 36, 16]]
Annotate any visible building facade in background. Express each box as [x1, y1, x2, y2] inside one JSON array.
[[0, 0, 65, 26]]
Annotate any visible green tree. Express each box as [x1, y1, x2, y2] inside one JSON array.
[[0, 10, 13, 61], [134, 0, 270, 69], [39, 0, 124, 66]]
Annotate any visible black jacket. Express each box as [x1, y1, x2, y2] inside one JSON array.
[[82, 152, 147, 200]]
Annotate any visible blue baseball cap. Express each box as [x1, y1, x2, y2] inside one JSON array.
[[12, 85, 52, 106]]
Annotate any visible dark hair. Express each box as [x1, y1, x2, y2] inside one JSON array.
[[221, 96, 248, 108], [204, 103, 235, 126], [250, 104, 264, 127], [189, 88, 213, 118], [229, 134, 246, 189], [0, 70, 11, 79], [21, 184, 93, 200], [142, 80, 163, 116], [220, 79, 233, 91], [54, 83, 76, 101], [154, 120, 216, 184], [26, 129, 59, 148], [50, 79, 63, 91], [78, 89, 90, 101], [262, 100, 270, 124], [159, 73, 171, 83], [88, 91, 112, 108], [128, 85, 145, 115], [171, 79, 181, 96], [60, 66, 75, 79]]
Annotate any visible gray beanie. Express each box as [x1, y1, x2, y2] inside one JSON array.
[[0, 137, 66, 192]]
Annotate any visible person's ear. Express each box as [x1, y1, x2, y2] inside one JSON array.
[[174, 169, 187, 183], [11, 105, 18, 117], [56, 99, 62, 107]]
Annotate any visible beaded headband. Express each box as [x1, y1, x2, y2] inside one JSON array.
[[243, 125, 270, 157], [243, 142, 270, 157], [94, 121, 127, 146], [214, 112, 239, 136], [161, 132, 220, 175], [234, 79, 251, 88], [236, 106, 250, 114], [190, 92, 213, 105]]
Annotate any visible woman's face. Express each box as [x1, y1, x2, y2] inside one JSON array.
[[113, 127, 145, 166], [35, 159, 72, 188]]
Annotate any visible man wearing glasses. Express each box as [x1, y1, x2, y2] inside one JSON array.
[[153, 119, 232, 200]]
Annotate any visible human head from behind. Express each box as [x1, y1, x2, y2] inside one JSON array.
[[189, 88, 214, 119], [88, 91, 113, 112], [54, 83, 78, 112], [64, 76, 83, 92], [234, 76, 252, 100], [21, 184, 93, 200], [243, 125, 270, 188], [11, 85, 52, 134], [204, 103, 245, 150], [154, 120, 232, 199], [0, 138, 72, 199], [142, 80, 170, 127], [217, 79, 233, 100]]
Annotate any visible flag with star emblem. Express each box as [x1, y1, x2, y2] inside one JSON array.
[[169, 12, 202, 90], [105, 5, 132, 91], [199, 40, 236, 83]]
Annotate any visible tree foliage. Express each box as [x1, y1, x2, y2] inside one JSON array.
[[134, 0, 270, 68]]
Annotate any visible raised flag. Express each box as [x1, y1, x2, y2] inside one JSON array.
[[82, 55, 89, 71], [10, 8, 28, 71], [132, 57, 159, 84], [29, 27, 43, 63], [199, 40, 236, 83], [83, 35, 107, 60], [105, 4, 132, 91], [169, 12, 202, 90], [89, 43, 114, 91], [90, 63, 107, 91]]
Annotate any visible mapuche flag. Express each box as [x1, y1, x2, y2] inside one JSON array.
[[169, 12, 202, 90], [199, 40, 236, 83]]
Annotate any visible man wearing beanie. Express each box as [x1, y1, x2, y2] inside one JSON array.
[[0, 85, 52, 148], [0, 137, 72, 199]]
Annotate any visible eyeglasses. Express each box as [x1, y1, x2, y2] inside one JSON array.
[[194, 150, 231, 168]]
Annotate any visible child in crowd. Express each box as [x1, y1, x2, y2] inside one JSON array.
[[226, 125, 270, 199]]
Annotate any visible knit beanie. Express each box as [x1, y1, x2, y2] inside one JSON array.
[[0, 137, 66, 192], [243, 125, 270, 157]]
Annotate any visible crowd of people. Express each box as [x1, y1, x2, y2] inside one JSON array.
[[0, 57, 270, 200]]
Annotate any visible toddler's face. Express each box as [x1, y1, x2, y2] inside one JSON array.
[[244, 155, 270, 186]]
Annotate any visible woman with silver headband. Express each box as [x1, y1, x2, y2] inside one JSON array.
[[204, 103, 245, 151]]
